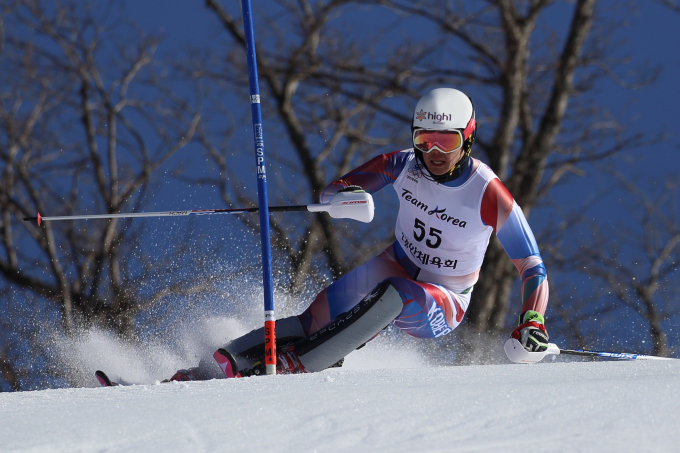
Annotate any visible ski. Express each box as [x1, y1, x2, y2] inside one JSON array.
[[96, 364, 216, 387], [97, 348, 258, 387], [95, 370, 158, 387], [95, 370, 120, 387], [214, 348, 242, 378]]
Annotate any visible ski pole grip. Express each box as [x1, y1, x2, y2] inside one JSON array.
[[306, 204, 326, 213]]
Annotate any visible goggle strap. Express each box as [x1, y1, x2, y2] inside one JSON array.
[[463, 117, 476, 140]]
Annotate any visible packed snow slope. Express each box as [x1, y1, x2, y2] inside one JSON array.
[[1, 357, 679, 452]]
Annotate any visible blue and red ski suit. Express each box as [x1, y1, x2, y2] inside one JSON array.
[[298, 150, 549, 339]]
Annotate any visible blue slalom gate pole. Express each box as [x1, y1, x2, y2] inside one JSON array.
[[240, 0, 276, 375]]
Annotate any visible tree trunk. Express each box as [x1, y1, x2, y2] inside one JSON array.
[[0, 352, 20, 392]]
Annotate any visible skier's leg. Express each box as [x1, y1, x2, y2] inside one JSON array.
[[217, 249, 408, 376], [292, 276, 471, 373], [216, 244, 440, 376], [298, 247, 412, 336], [293, 279, 404, 372], [281, 247, 414, 373], [389, 278, 471, 339], [215, 247, 400, 372]]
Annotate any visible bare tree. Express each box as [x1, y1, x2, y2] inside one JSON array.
[[0, 351, 20, 391], [0, 0, 216, 388], [652, 0, 680, 12], [552, 176, 680, 356]]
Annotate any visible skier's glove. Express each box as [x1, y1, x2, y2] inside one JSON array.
[[337, 185, 366, 194], [511, 310, 549, 352], [328, 185, 366, 203]]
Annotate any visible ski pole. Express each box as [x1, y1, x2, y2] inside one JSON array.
[[553, 346, 675, 361], [504, 338, 676, 363], [22, 192, 374, 226], [23, 206, 305, 225]]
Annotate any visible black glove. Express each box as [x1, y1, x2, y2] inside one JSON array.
[[338, 185, 366, 193], [511, 310, 549, 352]]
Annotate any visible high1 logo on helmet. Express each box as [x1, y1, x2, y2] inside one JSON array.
[[415, 110, 452, 125]]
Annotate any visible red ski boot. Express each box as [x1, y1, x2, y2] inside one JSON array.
[[275, 345, 306, 375], [169, 368, 204, 382]]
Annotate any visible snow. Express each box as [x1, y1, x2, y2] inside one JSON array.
[[1, 351, 679, 452]]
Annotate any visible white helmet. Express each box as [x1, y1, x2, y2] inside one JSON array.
[[412, 88, 475, 132], [411, 88, 477, 182]]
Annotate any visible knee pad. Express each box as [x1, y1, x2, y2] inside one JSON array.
[[295, 280, 403, 372]]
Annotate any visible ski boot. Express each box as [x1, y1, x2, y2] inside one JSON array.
[[274, 344, 306, 375], [214, 344, 308, 378], [168, 367, 204, 382]]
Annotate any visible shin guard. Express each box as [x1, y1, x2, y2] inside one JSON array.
[[294, 280, 403, 372]]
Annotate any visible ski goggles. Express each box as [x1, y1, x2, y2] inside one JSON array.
[[412, 129, 464, 154]]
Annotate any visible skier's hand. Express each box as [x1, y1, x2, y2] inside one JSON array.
[[511, 310, 549, 352], [337, 185, 366, 194], [327, 185, 367, 204]]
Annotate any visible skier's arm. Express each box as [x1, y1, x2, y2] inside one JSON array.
[[480, 179, 549, 317], [320, 150, 411, 203]]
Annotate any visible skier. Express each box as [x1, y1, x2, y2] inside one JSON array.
[[172, 87, 550, 381]]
